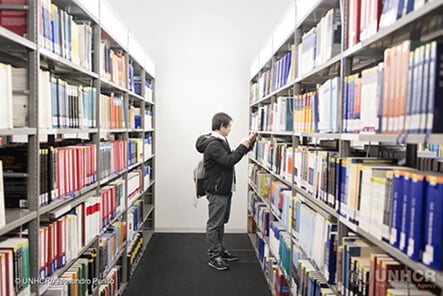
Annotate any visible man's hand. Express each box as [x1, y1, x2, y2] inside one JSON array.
[[241, 132, 257, 149]]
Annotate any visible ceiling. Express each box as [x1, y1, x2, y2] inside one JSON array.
[[106, 0, 293, 66]]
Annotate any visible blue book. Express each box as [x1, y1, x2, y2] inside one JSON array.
[[50, 76, 59, 128], [420, 43, 431, 133], [341, 237, 359, 296], [286, 97, 294, 131], [407, 173, 426, 261], [402, 0, 415, 16], [422, 174, 443, 270], [426, 42, 443, 133], [390, 169, 405, 248], [325, 223, 338, 284], [312, 93, 319, 133], [340, 159, 347, 218], [349, 76, 355, 132], [399, 172, 412, 253]]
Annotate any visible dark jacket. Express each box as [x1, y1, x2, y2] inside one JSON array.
[[195, 133, 249, 196]]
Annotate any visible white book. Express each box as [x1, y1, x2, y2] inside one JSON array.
[[0, 162, 5, 227], [331, 77, 339, 132], [1, 64, 13, 129], [39, 70, 52, 128]]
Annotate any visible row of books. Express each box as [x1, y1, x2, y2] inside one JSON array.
[[127, 232, 143, 280], [133, 76, 154, 102], [250, 97, 294, 132], [0, 237, 30, 296], [249, 194, 270, 238], [249, 7, 341, 103], [0, 143, 97, 208], [1, 63, 154, 130], [38, 183, 124, 282], [250, 44, 297, 103], [98, 221, 126, 279], [43, 248, 98, 296], [252, 139, 293, 182], [292, 255, 335, 296], [256, 232, 269, 272], [127, 169, 142, 204], [300, 8, 341, 76], [276, 145, 443, 271], [0, 138, 150, 210], [343, 40, 443, 135], [127, 139, 144, 167], [127, 200, 144, 243], [347, 0, 381, 48], [271, 49, 295, 92], [39, 206, 84, 281], [348, 0, 431, 49], [99, 180, 126, 230], [248, 165, 271, 199], [1, 65, 98, 129], [292, 195, 338, 285], [39, 0, 93, 71], [98, 266, 122, 296], [269, 222, 291, 282], [100, 41, 127, 88], [339, 237, 438, 296], [100, 139, 146, 179], [100, 93, 125, 130], [270, 181, 291, 229], [99, 140, 128, 181], [250, 76, 339, 134], [48, 73, 97, 129], [273, 264, 291, 296]]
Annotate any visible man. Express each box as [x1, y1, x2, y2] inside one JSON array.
[[195, 112, 257, 271]]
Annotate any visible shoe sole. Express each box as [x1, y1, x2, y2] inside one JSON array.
[[208, 262, 229, 271], [222, 257, 239, 262]]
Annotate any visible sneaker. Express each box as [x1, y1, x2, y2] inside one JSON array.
[[221, 250, 239, 262], [208, 257, 229, 271]]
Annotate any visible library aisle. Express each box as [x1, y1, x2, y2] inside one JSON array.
[[123, 233, 271, 296]]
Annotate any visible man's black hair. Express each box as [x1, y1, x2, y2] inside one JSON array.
[[212, 112, 232, 131]]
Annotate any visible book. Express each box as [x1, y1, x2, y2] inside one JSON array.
[[422, 174, 443, 270], [0, 0, 27, 37]]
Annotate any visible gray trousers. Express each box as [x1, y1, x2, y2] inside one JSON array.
[[206, 193, 232, 259]]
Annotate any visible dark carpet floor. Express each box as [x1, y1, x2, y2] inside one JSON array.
[[123, 233, 272, 296]]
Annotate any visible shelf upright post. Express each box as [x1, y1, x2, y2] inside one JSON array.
[[94, 0, 103, 286], [93, 12, 102, 191], [27, 0, 40, 292], [147, 70, 155, 242], [121, 49, 130, 285]]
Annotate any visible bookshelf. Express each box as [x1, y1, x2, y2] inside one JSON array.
[[0, 0, 155, 295], [248, 0, 443, 295]]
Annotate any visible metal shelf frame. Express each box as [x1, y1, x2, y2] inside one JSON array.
[[248, 0, 443, 295], [0, 1, 156, 295]]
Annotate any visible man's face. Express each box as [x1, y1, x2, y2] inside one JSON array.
[[220, 121, 232, 137]]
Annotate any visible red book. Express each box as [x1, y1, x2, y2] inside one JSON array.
[[0, 250, 13, 295], [348, 0, 361, 48], [57, 217, 66, 268], [376, 257, 404, 296], [369, 253, 389, 296], [0, 0, 27, 37]]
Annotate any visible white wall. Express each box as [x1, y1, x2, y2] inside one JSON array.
[[107, 0, 292, 232]]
